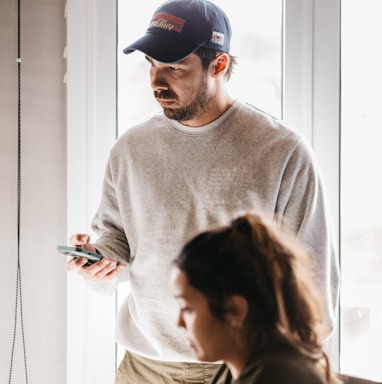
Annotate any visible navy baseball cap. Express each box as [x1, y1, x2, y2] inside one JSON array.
[[123, 0, 231, 63]]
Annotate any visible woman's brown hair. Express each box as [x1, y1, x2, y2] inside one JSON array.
[[174, 213, 340, 383]]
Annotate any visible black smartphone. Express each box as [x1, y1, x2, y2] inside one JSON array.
[[57, 245, 126, 266], [57, 245, 103, 264]]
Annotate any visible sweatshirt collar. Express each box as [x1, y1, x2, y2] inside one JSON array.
[[166, 99, 239, 135]]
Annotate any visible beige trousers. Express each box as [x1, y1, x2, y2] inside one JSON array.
[[115, 350, 222, 384]]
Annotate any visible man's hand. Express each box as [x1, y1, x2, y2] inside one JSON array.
[[65, 233, 125, 281], [69, 233, 96, 252]]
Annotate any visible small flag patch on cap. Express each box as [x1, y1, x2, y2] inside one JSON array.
[[211, 31, 224, 46]]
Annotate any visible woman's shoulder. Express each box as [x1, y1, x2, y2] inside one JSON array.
[[241, 345, 328, 384]]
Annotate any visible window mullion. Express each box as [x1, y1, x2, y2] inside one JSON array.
[[283, 0, 341, 370]]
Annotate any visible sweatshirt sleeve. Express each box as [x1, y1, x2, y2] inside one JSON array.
[[85, 158, 131, 295], [276, 139, 340, 333]]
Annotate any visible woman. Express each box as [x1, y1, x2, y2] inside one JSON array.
[[171, 213, 341, 384]]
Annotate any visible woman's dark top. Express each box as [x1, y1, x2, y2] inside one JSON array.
[[210, 344, 328, 384]]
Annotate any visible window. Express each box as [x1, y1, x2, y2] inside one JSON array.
[[116, 0, 283, 366], [340, 0, 382, 380], [66, 0, 382, 383]]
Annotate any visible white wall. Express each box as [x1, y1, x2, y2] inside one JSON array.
[[0, 1, 67, 383]]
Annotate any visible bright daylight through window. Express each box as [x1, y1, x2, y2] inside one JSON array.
[[117, 0, 282, 366], [117, 0, 382, 381], [117, 0, 282, 368], [340, 0, 382, 381]]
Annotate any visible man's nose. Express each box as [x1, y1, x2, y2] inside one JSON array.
[[151, 67, 168, 92]]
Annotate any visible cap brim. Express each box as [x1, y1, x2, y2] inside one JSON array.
[[123, 32, 199, 63]]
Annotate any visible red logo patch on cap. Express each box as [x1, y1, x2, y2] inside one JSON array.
[[150, 12, 186, 33]]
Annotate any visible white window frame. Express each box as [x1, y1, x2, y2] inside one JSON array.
[[66, 1, 118, 383], [283, 0, 340, 365], [66, 0, 340, 382]]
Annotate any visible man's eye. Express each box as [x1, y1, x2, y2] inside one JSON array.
[[169, 66, 180, 71], [180, 306, 191, 313]]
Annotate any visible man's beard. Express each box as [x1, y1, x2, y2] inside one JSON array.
[[154, 76, 213, 122]]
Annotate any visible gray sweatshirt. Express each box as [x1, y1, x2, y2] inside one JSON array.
[[91, 100, 339, 362]]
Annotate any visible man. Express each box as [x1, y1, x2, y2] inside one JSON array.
[[66, 0, 339, 383]]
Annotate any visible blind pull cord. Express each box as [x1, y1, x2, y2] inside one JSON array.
[[8, 0, 29, 382]]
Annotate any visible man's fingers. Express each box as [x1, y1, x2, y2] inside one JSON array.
[[65, 256, 88, 271], [69, 233, 91, 247], [66, 257, 125, 281]]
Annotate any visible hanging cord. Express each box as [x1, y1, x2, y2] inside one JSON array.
[[8, 0, 29, 382]]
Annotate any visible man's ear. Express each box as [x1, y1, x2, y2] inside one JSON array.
[[224, 295, 248, 327], [212, 53, 229, 77]]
